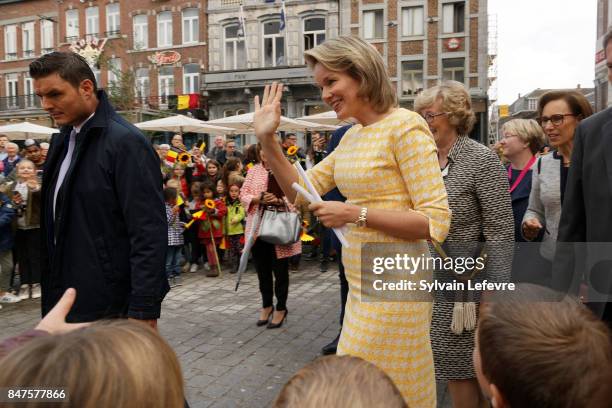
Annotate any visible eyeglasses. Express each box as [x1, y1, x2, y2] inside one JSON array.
[[502, 133, 519, 140], [537, 114, 576, 127], [420, 112, 449, 124]]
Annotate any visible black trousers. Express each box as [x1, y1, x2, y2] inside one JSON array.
[[338, 246, 348, 326], [15, 228, 41, 285], [252, 239, 289, 311]]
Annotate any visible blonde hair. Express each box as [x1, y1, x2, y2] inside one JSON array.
[[273, 355, 407, 408], [414, 81, 476, 134], [0, 321, 184, 408], [16, 158, 35, 169], [304, 36, 397, 113], [501, 119, 545, 154]]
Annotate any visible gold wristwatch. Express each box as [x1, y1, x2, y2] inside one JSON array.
[[355, 207, 368, 227]]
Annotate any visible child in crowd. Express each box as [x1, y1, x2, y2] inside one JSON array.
[[170, 164, 189, 198], [164, 187, 184, 287], [0, 190, 18, 306], [205, 160, 221, 184], [198, 181, 226, 277], [222, 157, 245, 188], [474, 284, 612, 408], [216, 179, 226, 201], [273, 355, 407, 408], [225, 183, 245, 274], [0, 320, 185, 408], [185, 182, 205, 273], [10, 159, 42, 300]]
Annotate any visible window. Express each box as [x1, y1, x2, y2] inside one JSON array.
[[442, 58, 465, 83], [528, 98, 538, 111], [157, 11, 173, 47], [135, 68, 150, 104], [66, 9, 79, 41], [442, 2, 465, 34], [182, 8, 199, 44], [303, 17, 325, 51], [263, 20, 284, 67], [24, 75, 35, 108], [402, 7, 424, 36], [158, 66, 174, 106], [183, 63, 199, 94], [224, 24, 246, 70], [106, 3, 120, 36], [133, 15, 148, 49], [93, 68, 101, 87], [22, 22, 35, 57], [86, 7, 99, 38], [363, 10, 383, 39], [401, 61, 424, 96], [108, 58, 121, 86], [6, 74, 18, 108], [4, 25, 17, 60], [41, 20, 54, 53]]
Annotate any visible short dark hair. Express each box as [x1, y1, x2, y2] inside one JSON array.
[[538, 91, 594, 121], [604, 29, 612, 57], [163, 187, 178, 202], [29, 52, 97, 91]]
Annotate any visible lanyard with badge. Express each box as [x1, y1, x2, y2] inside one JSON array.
[[507, 155, 536, 193]]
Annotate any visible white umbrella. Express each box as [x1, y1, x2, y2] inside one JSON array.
[[0, 121, 58, 141], [206, 112, 339, 133], [134, 114, 235, 136], [297, 111, 354, 126]]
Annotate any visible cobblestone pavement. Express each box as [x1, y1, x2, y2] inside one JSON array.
[[0, 260, 451, 408]]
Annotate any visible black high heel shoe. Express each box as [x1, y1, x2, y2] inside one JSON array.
[[267, 309, 288, 329], [256, 307, 274, 327]]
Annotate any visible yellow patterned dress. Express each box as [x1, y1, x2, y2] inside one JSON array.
[[302, 109, 450, 407]]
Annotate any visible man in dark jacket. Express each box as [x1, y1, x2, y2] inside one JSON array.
[[31, 52, 168, 326]]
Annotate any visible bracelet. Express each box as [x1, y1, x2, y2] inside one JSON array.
[[355, 207, 368, 228]]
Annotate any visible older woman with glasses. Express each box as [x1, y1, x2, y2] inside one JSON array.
[[415, 81, 514, 408], [521, 91, 593, 277]]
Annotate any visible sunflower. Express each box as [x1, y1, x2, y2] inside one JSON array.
[[178, 152, 191, 164], [204, 199, 216, 209], [287, 146, 298, 156]]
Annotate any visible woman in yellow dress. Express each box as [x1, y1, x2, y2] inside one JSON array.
[[253, 36, 450, 407]]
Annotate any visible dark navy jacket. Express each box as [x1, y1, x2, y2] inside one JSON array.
[[0, 193, 15, 251], [508, 166, 533, 243], [41, 90, 169, 322]]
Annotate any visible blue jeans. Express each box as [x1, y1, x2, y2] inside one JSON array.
[[166, 245, 182, 278]]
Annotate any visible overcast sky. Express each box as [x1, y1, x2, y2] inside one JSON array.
[[489, 0, 597, 105]]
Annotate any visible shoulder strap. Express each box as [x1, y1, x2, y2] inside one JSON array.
[[537, 157, 542, 174]]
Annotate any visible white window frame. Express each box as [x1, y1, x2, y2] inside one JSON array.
[[442, 2, 465, 34], [262, 20, 285, 68], [223, 23, 246, 70], [401, 6, 424, 37], [22, 22, 35, 57], [182, 8, 199, 45], [528, 98, 538, 111], [157, 11, 173, 48], [158, 67, 174, 108], [41, 20, 54, 53], [133, 14, 148, 49], [442, 58, 465, 83], [106, 3, 120, 36], [6, 74, 18, 108], [4, 25, 17, 60], [135, 68, 150, 104], [24, 75, 35, 108], [66, 9, 80, 41], [362, 9, 384, 40], [401, 60, 424, 96], [85, 6, 99, 38], [183, 63, 199, 94], [303, 16, 325, 52]]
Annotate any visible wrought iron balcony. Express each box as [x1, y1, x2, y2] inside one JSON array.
[[0, 95, 41, 112]]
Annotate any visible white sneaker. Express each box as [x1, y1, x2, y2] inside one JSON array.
[[0, 292, 22, 304], [204, 263, 210, 271], [19, 285, 30, 300], [31, 284, 41, 299], [189, 264, 199, 273]]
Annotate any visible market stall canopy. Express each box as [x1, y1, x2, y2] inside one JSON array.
[[134, 114, 235, 136], [0, 122, 58, 141], [206, 112, 339, 133], [296, 111, 354, 126]]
